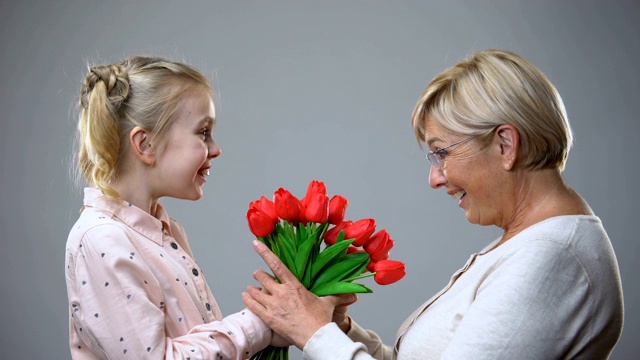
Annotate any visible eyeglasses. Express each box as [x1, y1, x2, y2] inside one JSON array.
[[425, 136, 474, 169]]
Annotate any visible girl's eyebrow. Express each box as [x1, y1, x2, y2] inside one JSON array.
[[198, 117, 216, 127]]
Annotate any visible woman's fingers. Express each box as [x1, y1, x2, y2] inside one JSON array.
[[242, 290, 266, 315], [252, 240, 298, 284], [247, 240, 359, 347], [335, 293, 358, 307], [252, 269, 278, 291]]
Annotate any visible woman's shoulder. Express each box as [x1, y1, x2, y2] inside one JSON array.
[[517, 215, 606, 247], [494, 215, 618, 280]]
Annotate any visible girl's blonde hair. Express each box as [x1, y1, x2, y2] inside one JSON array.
[[411, 49, 572, 171], [77, 56, 212, 198]]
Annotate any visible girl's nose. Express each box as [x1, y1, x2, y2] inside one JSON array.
[[208, 141, 221, 158]]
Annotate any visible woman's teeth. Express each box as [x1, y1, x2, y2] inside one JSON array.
[[452, 190, 466, 200]]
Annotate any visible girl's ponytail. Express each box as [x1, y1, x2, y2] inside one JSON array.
[[78, 64, 129, 199]]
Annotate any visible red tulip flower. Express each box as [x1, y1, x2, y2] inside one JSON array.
[[324, 220, 352, 246], [343, 218, 376, 247], [364, 229, 394, 262], [373, 260, 406, 285], [250, 196, 278, 223], [346, 246, 366, 255], [246, 208, 276, 238], [328, 195, 348, 225], [273, 188, 301, 221], [295, 202, 308, 225], [366, 259, 377, 273], [304, 192, 329, 223], [301, 180, 327, 208]]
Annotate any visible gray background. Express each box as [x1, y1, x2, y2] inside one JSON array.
[[1, 1, 638, 359]]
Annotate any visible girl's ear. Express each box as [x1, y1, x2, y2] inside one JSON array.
[[495, 124, 520, 170], [130, 126, 155, 165]]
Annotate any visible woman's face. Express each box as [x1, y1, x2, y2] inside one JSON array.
[[424, 116, 507, 227]]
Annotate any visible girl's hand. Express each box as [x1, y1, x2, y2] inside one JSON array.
[[243, 240, 357, 349]]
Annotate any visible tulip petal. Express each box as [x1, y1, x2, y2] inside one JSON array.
[[373, 260, 406, 285]]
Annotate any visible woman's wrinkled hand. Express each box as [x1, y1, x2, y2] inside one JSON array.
[[243, 240, 357, 349]]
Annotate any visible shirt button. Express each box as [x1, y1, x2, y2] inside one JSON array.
[[206, 303, 211, 311], [192, 268, 199, 276], [171, 242, 178, 250]]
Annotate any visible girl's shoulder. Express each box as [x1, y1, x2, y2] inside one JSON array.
[[66, 207, 130, 253]]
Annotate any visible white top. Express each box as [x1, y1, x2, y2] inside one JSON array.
[[303, 215, 624, 360]]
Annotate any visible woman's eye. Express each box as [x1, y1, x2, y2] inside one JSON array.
[[435, 149, 448, 159]]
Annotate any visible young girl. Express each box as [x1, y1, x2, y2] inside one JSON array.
[[65, 56, 272, 359]]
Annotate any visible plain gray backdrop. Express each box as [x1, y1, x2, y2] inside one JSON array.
[[1, 1, 638, 359]]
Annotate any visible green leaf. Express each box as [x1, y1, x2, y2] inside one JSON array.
[[311, 253, 369, 290], [276, 231, 298, 278], [311, 239, 354, 279], [250, 345, 289, 360], [311, 281, 373, 296], [295, 234, 316, 286], [340, 252, 371, 280]]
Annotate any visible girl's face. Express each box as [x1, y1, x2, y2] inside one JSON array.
[[152, 88, 221, 201], [424, 117, 506, 227]]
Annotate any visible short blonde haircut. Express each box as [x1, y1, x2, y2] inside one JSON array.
[[411, 49, 572, 171], [77, 56, 212, 198]]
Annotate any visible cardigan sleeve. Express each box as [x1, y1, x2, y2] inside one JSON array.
[[302, 320, 394, 360]]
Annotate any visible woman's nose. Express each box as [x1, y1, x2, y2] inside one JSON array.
[[428, 164, 446, 189]]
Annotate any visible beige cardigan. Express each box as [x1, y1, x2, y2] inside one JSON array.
[[303, 216, 623, 359]]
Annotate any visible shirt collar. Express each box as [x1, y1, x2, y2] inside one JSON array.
[[83, 188, 170, 246]]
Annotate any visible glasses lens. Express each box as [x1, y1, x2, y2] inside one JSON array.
[[427, 153, 440, 168]]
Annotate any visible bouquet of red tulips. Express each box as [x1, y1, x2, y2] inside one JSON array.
[[246, 180, 406, 360]]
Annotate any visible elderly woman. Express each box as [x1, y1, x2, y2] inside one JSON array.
[[242, 49, 624, 359]]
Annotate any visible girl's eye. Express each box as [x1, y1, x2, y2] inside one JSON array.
[[200, 128, 209, 137]]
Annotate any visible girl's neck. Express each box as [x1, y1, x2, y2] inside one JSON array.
[[111, 173, 159, 215]]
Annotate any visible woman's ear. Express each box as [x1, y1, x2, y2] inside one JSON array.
[[495, 124, 519, 170], [130, 126, 155, 165]]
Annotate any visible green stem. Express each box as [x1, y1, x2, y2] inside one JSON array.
[[341, 271, 375, 283]]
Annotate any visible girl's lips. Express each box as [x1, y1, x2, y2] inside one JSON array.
[[197, 167, 210, 183]]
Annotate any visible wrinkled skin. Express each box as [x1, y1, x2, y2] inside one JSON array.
[[243, 240, 357, 349]]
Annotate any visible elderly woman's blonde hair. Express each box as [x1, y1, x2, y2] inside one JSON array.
[[411, 49, 573, 171]]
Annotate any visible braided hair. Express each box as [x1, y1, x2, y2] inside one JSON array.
[[76, 56, 211, 198]]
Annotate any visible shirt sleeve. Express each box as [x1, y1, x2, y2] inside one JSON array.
[[302, 320, 393, 360], [167, 310, 270, 359], [69, 224, 270, 359], [440, 240, 591, 360]]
